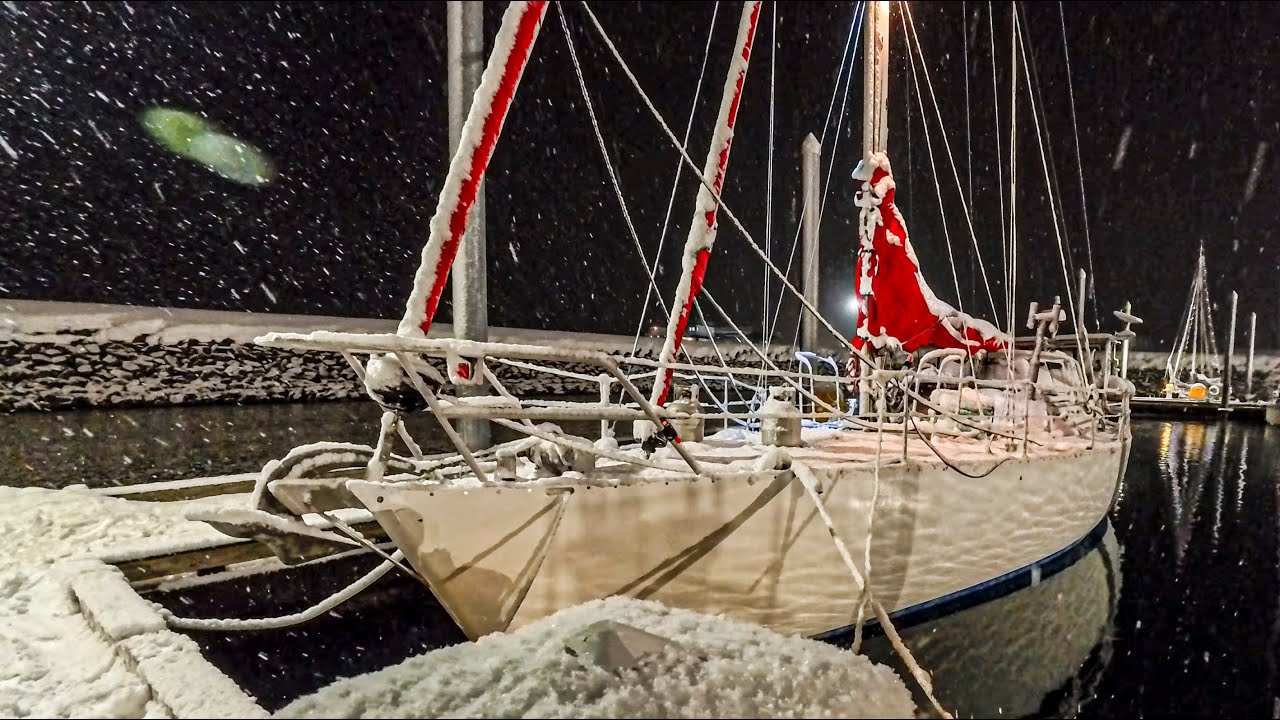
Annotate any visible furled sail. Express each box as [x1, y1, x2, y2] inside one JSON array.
[[851, 153, 1007, 355]]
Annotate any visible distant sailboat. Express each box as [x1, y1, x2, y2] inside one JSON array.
[[1163, 245, 1222, 401]]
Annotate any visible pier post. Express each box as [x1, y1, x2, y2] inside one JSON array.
[[801, 133, 822, 351], [1221, 291, 1237, 409], [449, 0, 491, 449], [1246, 312, 1257, 399]]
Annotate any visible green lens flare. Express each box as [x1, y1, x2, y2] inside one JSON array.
[[141, 106, 273, 186]]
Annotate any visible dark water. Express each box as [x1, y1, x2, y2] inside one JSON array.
[[0, 398, 601, 488], [5, 404, 1278, 716]]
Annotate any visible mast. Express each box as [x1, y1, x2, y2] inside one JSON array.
[[397, 1, 548, 340], [649, 0, 763, 411], [863, 0, 891, 160], [856, 1, 889, 414]]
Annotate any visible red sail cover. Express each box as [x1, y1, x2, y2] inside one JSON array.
[[851, 153, 1007, 355]]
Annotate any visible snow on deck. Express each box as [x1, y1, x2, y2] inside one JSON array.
[[277, 596, 914, 719]]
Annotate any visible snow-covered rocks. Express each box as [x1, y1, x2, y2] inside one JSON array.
[[277, 596, 915, 719]]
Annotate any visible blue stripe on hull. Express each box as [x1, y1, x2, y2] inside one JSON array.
[[814, 516, 1112, 645]]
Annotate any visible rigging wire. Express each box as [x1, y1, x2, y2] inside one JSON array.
[[557, 3, 729, 405], [767, 1, 865, 344], [988, 1, 1009, 327], [578, 0, 879, 369], [630, 0, 720, 353], [782, 0, 864, 353], [1010, 5, 1089, 367], [901, 2, 1001, 322], [899, 8, 981, 382], [1058, 0, 1099, 329]]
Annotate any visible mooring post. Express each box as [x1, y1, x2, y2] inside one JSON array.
[[449, 0, 491, 449], [1221, 291, 1238, 409], [1246, 311, 1257, 399], [801, 133, 822, 351]]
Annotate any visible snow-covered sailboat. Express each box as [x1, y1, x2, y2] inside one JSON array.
[[199, 0, 1134, 651], [1162, 245, 1222, 401]]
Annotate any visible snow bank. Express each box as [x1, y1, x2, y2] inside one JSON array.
[[277, 596, 914, 719], [0, 485, 247, 718]]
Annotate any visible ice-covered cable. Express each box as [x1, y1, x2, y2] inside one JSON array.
[[769, 1, 863, 343], [162, 550, 405, 632], [631, 1, 720, 352], [902, 3, 1000, 322], [988, 1, 1009, 326], [558, 4, 727, 406], [579, 0, 875, 369], [1058, 1, 1097, 329]]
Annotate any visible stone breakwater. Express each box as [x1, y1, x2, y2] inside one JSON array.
[[1, 301, 798, 412]]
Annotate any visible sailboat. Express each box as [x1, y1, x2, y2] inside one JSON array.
[[1162, 245, 1222, 401], [198, 0, 1134, 650]]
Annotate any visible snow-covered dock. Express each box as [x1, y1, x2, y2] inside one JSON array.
[[0, 482, 915, 718]]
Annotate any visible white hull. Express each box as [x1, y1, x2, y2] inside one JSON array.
[[349, 431, 1127, 640]]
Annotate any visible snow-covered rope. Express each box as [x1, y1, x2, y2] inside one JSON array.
[[631, 0, 720, 353], [558, 4, 666, 321], [782, 0, 862, 354], [557, 5, 730, 409], [162, 550, 405, 632], [769, 1, 863, 344], [899, 10, 979, 382], [901, 2, 1000, 322], [988, 1, 1009, 327], [1011, 10, 1089, 368], [789, 459, 950, 719], [761, 0, 776, 370], [579, 0, 875, 370], [1058, 0, 1097, 329]]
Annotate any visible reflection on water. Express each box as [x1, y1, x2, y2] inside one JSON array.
[[864, 419, 1280, 718]]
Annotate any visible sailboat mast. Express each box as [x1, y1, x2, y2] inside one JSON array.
[[863, 1, 891, 160], [649, 0, 763, 410], [855, 1, 889, 414]]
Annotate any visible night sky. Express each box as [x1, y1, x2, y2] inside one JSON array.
[[1, 1, 1277, 350]]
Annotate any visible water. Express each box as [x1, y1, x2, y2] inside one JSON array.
[[5, 404, 1278, 716], [863, 418, 1280, 718]]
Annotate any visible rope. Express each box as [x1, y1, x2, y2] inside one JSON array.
[[631, 1, 720, 352], [901, 3, 1000, 322], [762, 0, 865, 340], [163, 550, 403, 632], [578, 0, 875, 370], [770, 1, 864, 345], [789, 459, 951, 719], [1011, 10, 1089, 369], [988, 2, 1009, 330], [1058, 0, 1098, 329]]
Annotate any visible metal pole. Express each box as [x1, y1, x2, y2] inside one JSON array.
[[449, 0, 490, 449], [1120, 301, 1132, 382], [1246, 312, 1257, 399], [1221, 290, 1237, 409], [801, 133, 822, 351], [863, 1, 891, 157]]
